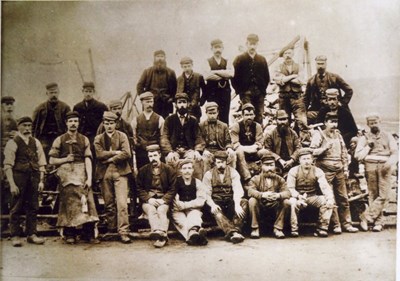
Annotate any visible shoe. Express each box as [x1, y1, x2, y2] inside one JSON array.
[[291, 231, 299, 238], [230, 232, 245, 244], [250, 228, 260, 239], [120, 234, 132, 244], [333, 226, 342, 235], [101, 230, 118, 241], [315, 229, 328, 238], [82, 236, 101, 244], [149, 230, 163, 241], [359, 214, 369, 232], [273, 229, 285, 239], [372, 225, 383, 232], [187, 230, 201, 246], [27, 234, 45, 245], [198, 228, 208, 246], [153, 238, 168, 248], [344, 226, 359, 233], [11, 236, 22, 247], [65, 236, 76, 244]]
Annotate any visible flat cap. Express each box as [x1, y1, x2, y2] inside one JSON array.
[[103, 111, 118, 121], [247, 33, 259, 43], [210, 39, 223, 47], [178, 158, 194, 169], [261, 151, 275, 163], [109, 99, 122, 108], [82, 81, 95, 89], [366, 114, 380, 122], [276, 109, 289, 119], [146, 144, 161, 152], [242, 103, 255, 112], [139, 91, 154, 101], [1, 96, 15, 104], [325, 88, 339, 98], [180, 56, 193, 65], [315, 55, 327, 62], [154, 50, 166, 57], [325, 112, 338, 122], [17, 116, 33, 125], [214, 150, 228, 160], [46, 82, 58, 90], [175, 93, 189, 101], [298, 148, 313, 157], [65, 111, 80, 120], [205, 102, 219, 112]]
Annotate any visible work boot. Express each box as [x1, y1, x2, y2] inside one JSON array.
[[250, 228, 260, 239], [290, 231, 299, 238], [359, 214, 369, 232], [372, 225, 383, 232], [101, 229, 118, 241], [198, 228, 208, 246], [11, 236, 22, 247], [149, 230, 163, 241], [333, 226, 342, 235], [230, 232, 245, 244], [154, 236, 168, 248], [314, 229, 328, 238], [344, 226, 359, 233], [65, 236, 76, 244], [120, 234, 132, 244], [187, 229, 201, 246], [273, 229, 285, 239], [27, 234, 45, 245]]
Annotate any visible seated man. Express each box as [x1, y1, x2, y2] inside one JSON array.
[[161, 93, 205, 179], [246, 152, 292, 239], [137, 145, 177, 248], [230, 103, 263, 182], [172, 159, 208, 246], [199, 102, 235, 173], [287, 148, 335, 237], [203, 151, 248, 244]]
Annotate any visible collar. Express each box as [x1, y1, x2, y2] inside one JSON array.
[[184, 72, 193, 79], [143, 111, 154, 119], [178, 113, 188, 119], [247, 52, 256, 59], [106, 131, 115, 138], [17, 132, 31, 142], [213, 56, 222, 64]]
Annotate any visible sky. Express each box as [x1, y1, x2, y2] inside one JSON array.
[[1, 0, 399, 122]]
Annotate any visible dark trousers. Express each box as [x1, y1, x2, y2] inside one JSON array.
[[240, 86, 265, 125], [213, 198, 248, 236], [278, 93, 308, 131], [248, 197, 290, 230], [9, 170, 39, 237], [207, 88, 231, 125], [64, 222, 96, 239]]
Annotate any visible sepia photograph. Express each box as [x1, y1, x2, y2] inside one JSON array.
[[1, 1, 399, 280]]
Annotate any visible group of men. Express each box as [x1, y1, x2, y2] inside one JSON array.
[[1, 33, 398, 249]]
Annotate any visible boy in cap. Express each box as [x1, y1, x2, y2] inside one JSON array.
[[245, 151, 292, 238], [49, 111, 99, 244], [203, 151, 248, 244], [136, 50, 177, 118], [172, 159, 208, 246], [355, 114, 398, 232], [94, 111, 132, 243], [232, 34, 270, 124], [177, 56, 206, 121], [3, 116, 46, 246], [287, 148, 335, 237], [136, 144, 177, 248]]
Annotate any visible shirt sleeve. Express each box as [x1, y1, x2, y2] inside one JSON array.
[[230, 122, 240, 150], [255, 124, 264, 149], [231, 168, 244, 204], [35, 139, 47, 169], [3, 139, 17, 171], [202, 171, 214, 207], [48, 136, 62, 158], [315, 167, 334, 201], [84, 136, 92, 158], [354, 136, 370, 161]]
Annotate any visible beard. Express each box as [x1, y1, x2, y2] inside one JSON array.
[[177, 107, 188, 115], [154, 60, 167, 71], [263, 170, 274, 178], [370, 126, 380, 134], [277, 124, 289, 136]]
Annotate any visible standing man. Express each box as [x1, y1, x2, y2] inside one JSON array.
[[136, 145, 177, 248], [49, 111, 99, 244], [202, 39, 234, 125], [32, 82, 71, 156], [264, 110, 301, 176], [94, 112, 132, 243], [131, 92, 164, 170], [199, 102, 236, 173], [246, 152, 292, 239], [310, 113, 359, 234], [273, 48, 308, 138], [355, 114, 398, 232], [304, 56, 353, 124], [230, 103, 264, 182], [136, 50, 177, 118], [160, 93, 205, 179], [232, 34, 270, 124], [172, 159, 208, 246], [177, 57, 206, 121], [3, 117, 46, 246], [203, 151, 248, 244]]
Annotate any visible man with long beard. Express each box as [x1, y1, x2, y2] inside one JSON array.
[[136, 50, 177, 118], [264, 110, 301, 176]]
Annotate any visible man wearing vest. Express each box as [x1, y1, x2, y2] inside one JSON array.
[[137, 145, 177, 248], [304, 56, 353, 124], [136, 50, 177, 118], [246, 152, 292, 239], [203, 151, 248, 244], [230, 103, 264, 182], [310, 113, 359, 234], [172, 159, 208, 246], [287, 148, 335, 237], [94, 111, 132, 243], [202, 39, 234, 125], [355, 114, 398, 232], [232, 34, 270, 124], [3, 116, 46, 247], [161, 93, 205, 180], [200, 102, 236, 174], [49, 111, 100, 244], [274, 48, 308, 140], [131, 92, 164, 170], [177, 57, 206, 121]]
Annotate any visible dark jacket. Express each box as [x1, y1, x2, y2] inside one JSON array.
[[264, 127, 301, 161], [245, 173, 291, 200], [177, 72, 206, 106], [136, 162, 177, 204], [97, 118, 134, 150], [199, 120, 232, 151], [73, 99, 108, 138], [232, 52, 270, 94], [32, 100, 71, 138], [304, 71, 353, 112], [277, 61, 302, 93]]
